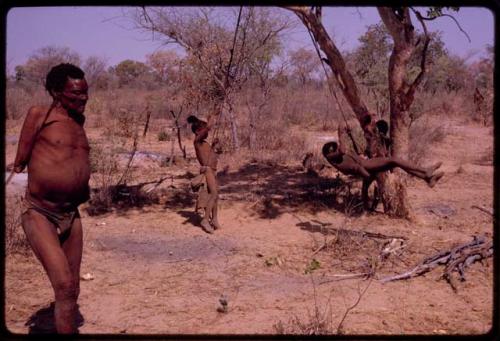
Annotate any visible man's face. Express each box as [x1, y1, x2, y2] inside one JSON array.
[[58, 77, 89, 115]]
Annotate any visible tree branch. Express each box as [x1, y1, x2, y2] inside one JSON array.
[[419, 12, 471, 43], [405, 8, 430, 102]]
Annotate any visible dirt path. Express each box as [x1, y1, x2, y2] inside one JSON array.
[[4, 120, 494, 335]]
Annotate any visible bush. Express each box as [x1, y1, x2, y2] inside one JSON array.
[[157, 130, 170, 141], [409, 118, 448, 164], [5, 195, 31, 255]]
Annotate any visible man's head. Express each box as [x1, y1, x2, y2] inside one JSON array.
[[322, 141, 339, 158], [46, 63, 88, 115]]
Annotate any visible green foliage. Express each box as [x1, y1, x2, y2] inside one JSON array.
[[304, 258, 321, 274], [157, 130, 170, 141], [14, 45, 81, 86], [112, 59, 152, 88], [289, 47, 320, 85]]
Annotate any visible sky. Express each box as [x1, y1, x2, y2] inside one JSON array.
[[5, 6, 495, 75]]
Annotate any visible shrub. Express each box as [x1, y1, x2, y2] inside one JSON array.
[[157, 130, 170, 141], [5, 195, 31, 255], [409, 118, 448, 164]]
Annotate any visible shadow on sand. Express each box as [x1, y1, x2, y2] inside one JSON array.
[[25, 302, 84, 334], [85, 161, 364, 220]]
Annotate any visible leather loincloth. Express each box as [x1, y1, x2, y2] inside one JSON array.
[[22, 196, 79, 236]]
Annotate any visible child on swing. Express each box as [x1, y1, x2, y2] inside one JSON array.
[[322, 139, 444, 187]]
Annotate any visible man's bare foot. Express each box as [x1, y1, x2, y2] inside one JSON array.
[[428, 171, 445, 188], [200, 219, 214, 233], [211, 219, 221, 230]]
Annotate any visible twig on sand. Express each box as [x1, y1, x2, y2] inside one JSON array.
[[319, 273, 370, 284], [471, 205, 494, 216], [336, 276, 374, 334]]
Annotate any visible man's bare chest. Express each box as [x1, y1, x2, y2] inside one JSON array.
[[37, 120, 89, 151]]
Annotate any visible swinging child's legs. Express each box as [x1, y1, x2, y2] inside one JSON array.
[[361, 157, 443, 186]]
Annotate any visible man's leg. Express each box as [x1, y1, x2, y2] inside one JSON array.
[[61, 214, 83, 313], [22, 210, 78, 334]]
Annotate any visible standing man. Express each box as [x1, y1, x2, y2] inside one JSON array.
[[10, 63, 91, 334], [187, 114, 221, 233]]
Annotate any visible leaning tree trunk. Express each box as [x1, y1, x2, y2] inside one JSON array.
[[285, 6, 419, 218]]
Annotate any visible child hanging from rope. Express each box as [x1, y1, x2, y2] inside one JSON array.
[[322, 140, 444, 187], [187, 113, 221, 233]]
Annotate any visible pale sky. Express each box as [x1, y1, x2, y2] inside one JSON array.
[[5, 6, 495, 74]]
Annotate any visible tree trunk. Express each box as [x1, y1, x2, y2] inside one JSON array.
[[378, 7, 420, 218]]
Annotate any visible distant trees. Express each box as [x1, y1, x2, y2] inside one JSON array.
[[288, 47, 321, 85], [146, 50, 181, 84], [15, 46, 81, 85], [83, 56, 108, 90], [111, 59, 152, 88]]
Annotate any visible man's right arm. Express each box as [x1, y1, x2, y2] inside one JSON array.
[[13, 107, 43, 173]]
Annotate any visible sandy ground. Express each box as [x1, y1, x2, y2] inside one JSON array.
[[3, 117, 495, 336]]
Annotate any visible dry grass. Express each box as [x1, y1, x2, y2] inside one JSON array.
[[409, 117, 448, 164], [274, 304, 334, 335], [5, 195, 31, 255]]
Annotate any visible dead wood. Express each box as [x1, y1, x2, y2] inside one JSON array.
[[380, 235, 493, 290], [309, 220, 408, 241], [471, 205, 494, 216]]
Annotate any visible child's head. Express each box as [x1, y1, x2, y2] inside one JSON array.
[[322, 141, 339, 157], [376, 119, 389, 136], [187, 115, 207, 134]]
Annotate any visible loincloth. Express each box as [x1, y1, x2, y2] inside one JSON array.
[[22, 196, 79, 236]]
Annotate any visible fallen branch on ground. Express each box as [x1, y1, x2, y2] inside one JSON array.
[[318, 273, 370, 284], [471, 205, 494, 216], [380, 235, 493, 291], [308, 220, 408, 241]]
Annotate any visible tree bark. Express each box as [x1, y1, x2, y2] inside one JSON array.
[[378, 7, 421, 218]]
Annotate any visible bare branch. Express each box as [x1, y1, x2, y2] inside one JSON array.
[[406, 8, 430, 102], [418, 12, 471, 43]]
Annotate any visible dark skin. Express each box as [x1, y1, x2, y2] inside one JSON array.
[[323, 141, 444, 188], [12, 77, 90, 334], [192, 114, 221, 233]]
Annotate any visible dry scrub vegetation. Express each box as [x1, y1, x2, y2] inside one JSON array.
[[4, 7, 494, 335]]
